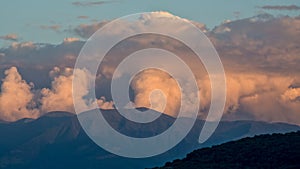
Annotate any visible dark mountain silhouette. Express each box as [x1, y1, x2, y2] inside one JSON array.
[[0, 108, 299, 169], [153, 131, 300, 169]]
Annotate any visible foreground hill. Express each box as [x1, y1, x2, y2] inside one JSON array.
[[0, 109, 299, 169], [154, 131, 300, 169]]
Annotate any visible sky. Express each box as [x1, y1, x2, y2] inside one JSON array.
[[1, 0, 300, 46]]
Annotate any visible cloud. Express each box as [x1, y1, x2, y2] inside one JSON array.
[[211, 14, 300, 74], [0, 67, 39, 121], [68, 13, 300, 124], [130, 69, 181, 117], [205, 14, 300, 123], [0, 34, 18, 41], [0, 66, 113, 121], [224, 74, 300, 124], [260, 5, 300, 11], [77, 15, 89, 19], [40, 67, 75, 113], [40, 25, 61, 32], [0, 41, 83, 87], [98, 13, 300, 123], [11, 41, 36, 49], [128, 68, 300, 124], [281, 87, 300, 102], [72, 22, 108, 38], [71, 11, 207, 38], [63, 37, 80, 43], [237, 77, 300, 124], [72, 1, 115, 7], [1, 13, 300, 124], [97, 96, 114, 110], [40, 67, 113, 113]]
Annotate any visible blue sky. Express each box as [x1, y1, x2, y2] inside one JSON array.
[[0, 0, 300, 46]]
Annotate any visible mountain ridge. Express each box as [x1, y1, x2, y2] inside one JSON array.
[[0, 109, 299, 169]]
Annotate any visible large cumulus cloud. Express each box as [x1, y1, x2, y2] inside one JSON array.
[[0, 67, 39, 121]]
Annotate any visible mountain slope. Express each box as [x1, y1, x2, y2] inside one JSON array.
[[0, 109, 299, 169], [154, 131, 300, 169]]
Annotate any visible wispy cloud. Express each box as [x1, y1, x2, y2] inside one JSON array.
[[260, 5, 300, 11], [77, 15, 89, 19], [0, 34, 18, 41], [40, 25, 61, 32], [72, 22, 108, 38], [72, 1, 116, 7]]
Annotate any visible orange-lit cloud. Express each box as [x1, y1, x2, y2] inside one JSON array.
[[40, 25, 61, 32], [0, 66, 114, 121], [63, 37, 80, 43], [0, 67, 39, 121], [131, 69, 180, 117], [128, 68, 300, 124], [0, 13, 300, 124], [11, 41, 35, 49], [40, 67, 75, 113], [0, 34, 18, 41], [40, 67, 114, 113]]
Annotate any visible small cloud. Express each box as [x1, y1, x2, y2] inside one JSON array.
[[11, 41, 36, 49], [72, 1, 115, 7], [213, 25, 231, 34], [260, 5, 300, 11], [72, 21, 108, 38], [40, 25, 61, 32], [63, 37, 80, 43], [0, 34, 18, 41], [77, 15, 89, 19]]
